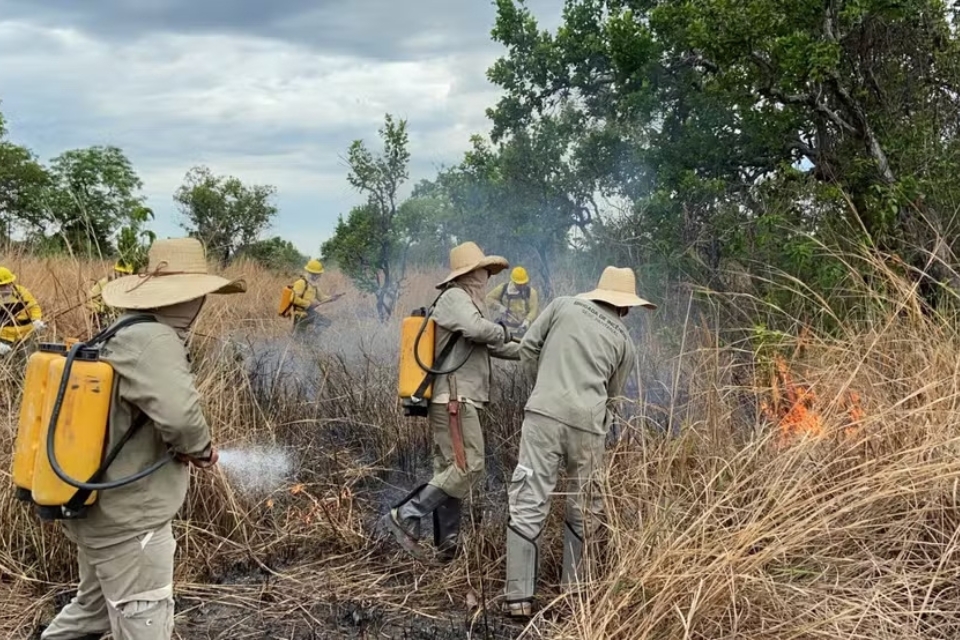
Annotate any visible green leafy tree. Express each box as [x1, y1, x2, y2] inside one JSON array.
[[46, 146, 151, 256], [116, 206, 156, 272], [322, 114, 413, 321], [486, 0, 960, 295], [175, 166, 278, 266], [238, 236, 307, 272], [0, 110, 51, 243]]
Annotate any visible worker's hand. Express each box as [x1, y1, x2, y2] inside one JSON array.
[[520, 320, 530, 332], [497, 321, 512, 344], [176, 446, 219, 470], [0, 342, 12, 356], [32, 320, 46, 331]]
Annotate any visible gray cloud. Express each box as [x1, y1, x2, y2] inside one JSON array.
[[0, 0, 513, 59], [0, 0, 564, 253]]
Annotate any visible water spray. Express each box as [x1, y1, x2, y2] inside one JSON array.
[[216, 446, 294, 498]]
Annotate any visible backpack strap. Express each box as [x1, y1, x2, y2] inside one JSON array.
[[61, 314, 160, 517], [500, 283, 530, 315]]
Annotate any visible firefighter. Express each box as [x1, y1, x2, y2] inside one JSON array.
[[0, 267, 44, 359], [502, 267, 656, 618], [486, 266, 539, 337], [40, 238, 245, 640], [382, 241, 520, 562], [290, 259, 342, 334], [87, 261, 134, 330]]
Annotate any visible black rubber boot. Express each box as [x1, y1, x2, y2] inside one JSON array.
[[433, 497, 462, 563], [381, 484, 450, 558]]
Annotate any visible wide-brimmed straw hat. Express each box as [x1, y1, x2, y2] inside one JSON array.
[[577, 266, 656, 309], [437, 242, 508, 288], [103, 238, 246, 310]]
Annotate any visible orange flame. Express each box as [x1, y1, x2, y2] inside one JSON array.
[[767, 356, 863, 446]]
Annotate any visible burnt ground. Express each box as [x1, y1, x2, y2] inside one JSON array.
[[174, 594, 523, 640]]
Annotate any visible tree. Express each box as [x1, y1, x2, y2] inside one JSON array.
[[175, 166, 277, 266], [116, 206, 156, 272], [485, 0, 960, 292], [0, 120, 50, 242], [46, 146, 151, 256], [322, 114, 413, 321], [238, 236, 307, 272], [424, 119, 596, 296]]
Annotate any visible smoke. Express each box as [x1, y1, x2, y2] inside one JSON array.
[[217, 446, 294, 497]]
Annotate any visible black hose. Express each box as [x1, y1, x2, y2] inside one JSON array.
[[412, 309, 472, 376], [45, 341, 172, 492]]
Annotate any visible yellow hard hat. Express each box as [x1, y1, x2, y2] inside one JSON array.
[[511, 266, 529, 285], [304, 259, 324, 275], [0, 267, 16, 286], [113, 261, 133, 275]]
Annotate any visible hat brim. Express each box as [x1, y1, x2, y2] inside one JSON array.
[[577, 290, 657, 309], [436, 256, 509, 288], [102, 274, 246, 310]]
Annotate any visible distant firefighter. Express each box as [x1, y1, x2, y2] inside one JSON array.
[[283, 259, 343, 334], [0, 266, 44, 359], [486, 266, 540, 337], [87, 261, 134, 330], [503, 266, 656, 618]]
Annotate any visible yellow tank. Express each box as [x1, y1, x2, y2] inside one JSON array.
[[278, 286, 294, 317], [11, 343, 67, 501], [399, 312, 435, 400], [30, 349, 115, 508]]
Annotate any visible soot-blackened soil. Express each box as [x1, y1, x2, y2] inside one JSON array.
[[176, 596, 523, 640]]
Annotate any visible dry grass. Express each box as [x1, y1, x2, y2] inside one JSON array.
[[1, 247, 960, 638]]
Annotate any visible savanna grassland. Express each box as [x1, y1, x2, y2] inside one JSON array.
[[2, 250, 960, 640]]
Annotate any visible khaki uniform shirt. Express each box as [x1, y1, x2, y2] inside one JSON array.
[[519, 297, 636, 435], [63, 314, 211, 548], [431, 286, 520, 406]]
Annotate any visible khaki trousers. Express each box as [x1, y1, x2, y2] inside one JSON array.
[[427, 401, 485, 499], [507, 412, 605, 541], [42, 523, 176, 640]]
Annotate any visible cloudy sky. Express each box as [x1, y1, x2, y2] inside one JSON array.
[[0, 0, 562, 255]]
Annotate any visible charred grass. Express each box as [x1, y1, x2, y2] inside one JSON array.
[[2, 251, 960, 638]]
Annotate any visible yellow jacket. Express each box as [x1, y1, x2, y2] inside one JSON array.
[[87, 277, 108, 314], [0, 284, 42, 343], [291, 277, 330, 319], [485, 283, 539, 327]]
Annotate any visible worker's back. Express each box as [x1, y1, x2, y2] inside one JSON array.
[[520, 296, 635, 435]]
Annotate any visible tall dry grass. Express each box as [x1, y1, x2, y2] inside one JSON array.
[[0, 248, 959, 638]]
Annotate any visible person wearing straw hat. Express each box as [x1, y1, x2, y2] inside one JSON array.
[[503, 266, 655, 618], [87, 261, 134, 331], [485, 266, 540, 337], [382, 241, 520, 562], [41, 238, 245, 640]]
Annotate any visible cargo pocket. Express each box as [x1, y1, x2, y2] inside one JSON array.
[[507, 465, 532, 509], [111, 586, 174, 639]]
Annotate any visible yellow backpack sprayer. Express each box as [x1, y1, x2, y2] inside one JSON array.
[[278, 283, 296, 317], [10, 315, 174, 520], [397, 292, 469, 417]]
